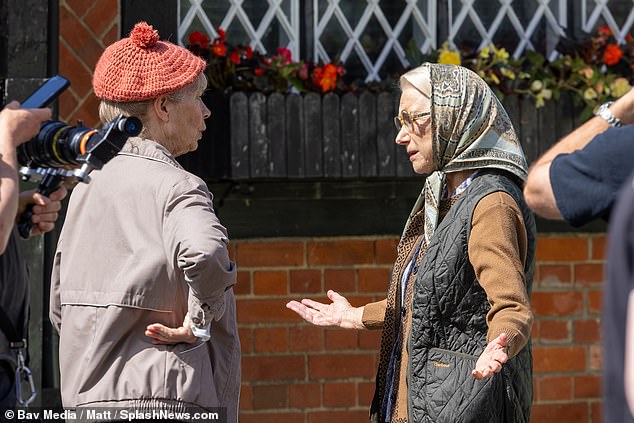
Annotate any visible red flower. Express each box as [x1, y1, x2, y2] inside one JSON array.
[[312, 67, 323, 87], [598, 26, 612, 37], [627, 34, 633, 42], [298, 63, 309, 80], [230, 51, 241, 64], [212, 43, 227, 57], [254, 67, 264, 77], [188, 31, 210, 48], [603, 44, 623, 65], [245, 46, 253, 59], [337, 66, 345, 76], [216, 28, 226, 43], [277, 47, 292, 64]]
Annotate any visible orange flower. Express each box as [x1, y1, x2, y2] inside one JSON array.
[[603, 44, 623, 65], [319, 64, 338, 92], [212, 43, 227, 57]]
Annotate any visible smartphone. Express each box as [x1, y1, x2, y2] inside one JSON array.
[[21, 75, 70, 108]]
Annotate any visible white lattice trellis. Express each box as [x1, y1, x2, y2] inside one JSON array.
[[177, 0, 300, 59], [582, 0, 634, 43], [314, 0, 436, 82], [448, 0, 567, 60]]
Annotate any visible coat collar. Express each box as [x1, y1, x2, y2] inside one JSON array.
[[119, 137, 183, 169]]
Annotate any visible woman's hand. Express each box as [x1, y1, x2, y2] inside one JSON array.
[[286, 289, 365, 330], [472, 333, 509, 380], [145, 313, 197, 345]]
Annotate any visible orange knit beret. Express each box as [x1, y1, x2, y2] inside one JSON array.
[[93, 22, 206, 102]]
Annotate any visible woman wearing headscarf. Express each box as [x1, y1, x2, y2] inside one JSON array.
[[49, 22, 240, 421], [287, 63, 535, 423]]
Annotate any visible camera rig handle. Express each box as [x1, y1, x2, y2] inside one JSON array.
[[17, 115, 142, 239]]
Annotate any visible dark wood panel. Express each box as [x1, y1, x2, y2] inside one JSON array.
[[359, 91, 378, 177], [267, 93, 286, 177], [303, 93, 323, 177], [341, 93, 359, 177], [377, 92, 397, 177], [286, 94, 305, 177], [249, 92, 268, 177], [230, 92, 249, 179], [322, 93, 341, 177]]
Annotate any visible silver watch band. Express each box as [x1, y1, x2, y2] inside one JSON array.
[[595, 101, 623, 127]]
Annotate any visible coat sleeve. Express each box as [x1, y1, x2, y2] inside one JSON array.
[[49, 235, 62, 334], [468, 191, 533, 358], [162, 176, 237, 330]]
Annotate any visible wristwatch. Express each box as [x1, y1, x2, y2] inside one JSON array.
[[595, 101, 623, 127]]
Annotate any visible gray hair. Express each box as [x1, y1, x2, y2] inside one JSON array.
[[98, 72, 208, 137]]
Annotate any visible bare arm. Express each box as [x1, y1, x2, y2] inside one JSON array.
[[0, 102, 51, 252], [524, 88, 634, 219], [286, 289, 366, 330]]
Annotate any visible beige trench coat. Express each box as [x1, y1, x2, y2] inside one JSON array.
[[50, 138, 240, 421]]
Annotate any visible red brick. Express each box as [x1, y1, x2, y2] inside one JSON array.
[[242, 355, 305, 381], [530, 403, 588, 423], [591, 401, 602, 423], [538, 264, 571, 285], [574, 375, 601, 398], [307, 410, 369, 423], [254, 327, 288, 353], [375, 238, 398, 264], [574, 319, 601, 343], [83, 0, 118, 38], [574, 263, 605, 286], [290, 269, 322, 294], [308, 240, 374, 266], [58, 41, 93, 103], [289, 325, 324, 352], [309, 354, 375, 379], [539, 320, 570, 342], [60, 6, 106, 72], [253, 271, 288, 295], [325, 329, 358, 350], [234, 271, 251, 296], [533, 346, 586, 372], [102, 22, 119, 46], [357, 381, 375, 407], [592, 235, 608, 260], [359, 330, 381, 350], [252, 384, 288, 409], [239, 412, 304, 423], [590, 345, 603, 371], [531, 291, 583, 316], [73, 94, 101, 127], [536, 236, 589, 262], [531, 320, 540, 339], [588, 290, 603, 314], [323, 382, 356, 407], [289, 383, 321, 408], [238, 299, 300, 323], [236, 242, 304, 267], [538, 375, 572, 401], [65, 0, 92, 18], [325, 269, 356, 292], [58, 90, 79, 123], [357, 268, 391, 293], [240, 384, 253, 410], [239, 328, 253, 353]]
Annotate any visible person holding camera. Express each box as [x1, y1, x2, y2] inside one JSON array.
[[524, 88, 634, 423], [49, 22, 239, 420], [0, 101, 67, 409]]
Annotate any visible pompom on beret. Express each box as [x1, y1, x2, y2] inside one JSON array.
[[93, 22, 206, 102]]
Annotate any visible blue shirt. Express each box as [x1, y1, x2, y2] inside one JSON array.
[[550, 126, 634, 227]]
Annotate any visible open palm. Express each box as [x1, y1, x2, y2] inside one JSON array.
[[286, 289, 363, 329]]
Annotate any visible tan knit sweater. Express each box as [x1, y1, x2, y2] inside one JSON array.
[[362, 191, 533, 421]]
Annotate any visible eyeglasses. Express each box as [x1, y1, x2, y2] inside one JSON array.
[[394, 110, 431, 131]]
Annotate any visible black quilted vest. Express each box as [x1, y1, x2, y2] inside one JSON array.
[[405, 171, 535, 423]]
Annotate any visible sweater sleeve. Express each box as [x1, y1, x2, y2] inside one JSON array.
[[362, 299, 387, 330], [468, 191, 533, 358]]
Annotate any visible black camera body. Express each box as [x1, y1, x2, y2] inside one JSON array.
[[15, 75, 143, 238]]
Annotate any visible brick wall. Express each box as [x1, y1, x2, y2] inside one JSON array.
[[232, 234, 605, 423], [58, 0, 119, 127]]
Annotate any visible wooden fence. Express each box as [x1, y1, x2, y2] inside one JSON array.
[[180, 91, 585, 181]]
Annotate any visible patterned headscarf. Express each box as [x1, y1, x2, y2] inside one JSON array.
[[401, 63, 528, 244]]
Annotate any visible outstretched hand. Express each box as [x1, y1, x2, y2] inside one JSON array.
[[145, 313, 197, 345], [472, 333, 509, 380], [286, 289, 364, 329]]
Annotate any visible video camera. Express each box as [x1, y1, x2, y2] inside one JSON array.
[[15, 75, 142, 238]]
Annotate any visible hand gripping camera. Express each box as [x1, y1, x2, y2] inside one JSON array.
[[15, 75, 142, 238]]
